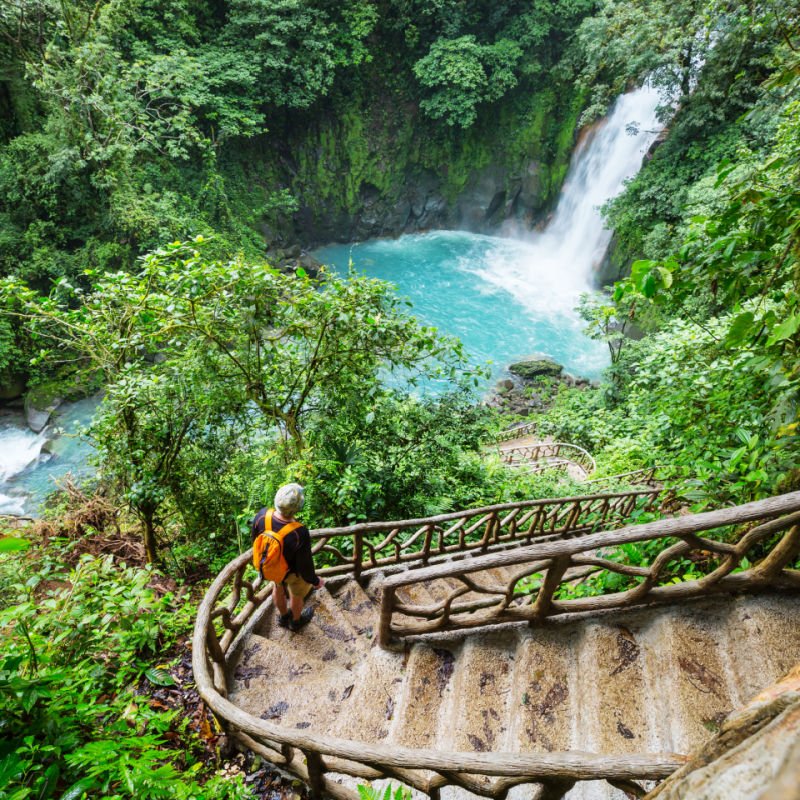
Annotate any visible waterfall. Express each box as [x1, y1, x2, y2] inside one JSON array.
[[0, 426, 49, 483], [0, 424, 49, 515], [466, 84, 664, 314]]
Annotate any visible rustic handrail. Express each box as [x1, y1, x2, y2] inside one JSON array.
[[377, 491, 800, 647], [494, 421, 538, 442], [585, 466, 663, 487], [497, 441, 596, 476], [307, 486, 663, 577]]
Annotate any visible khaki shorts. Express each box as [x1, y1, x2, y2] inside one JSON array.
[[283, 571, 313, 599]]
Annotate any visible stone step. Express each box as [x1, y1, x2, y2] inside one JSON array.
[[228, 581, 800, 800], [327, 645, 406, 743], [396, 581, 442, 610], [229, 636, 359, 733], [392, 642, 460, 749], [261, 587, 366, 665], [332, 579, 380, 641], [511, 628, 577, 754], [573, 613, 659, 756], [448, 633, 517, 754], [649, 603, 739, 753], [725, 593, 800, 701]]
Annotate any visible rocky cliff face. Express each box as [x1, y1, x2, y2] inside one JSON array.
[[291, 159, 550, 244], [231, 85, 583, 248]]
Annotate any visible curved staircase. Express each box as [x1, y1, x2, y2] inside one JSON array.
[[494, 425, 596, 481], [194, 491, 800, 800], [230, 581, 799, 800]]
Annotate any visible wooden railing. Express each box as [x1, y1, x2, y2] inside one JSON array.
[[498, 441, 596, 476], [309, 486, 664, 581], [377, 491, 800, 647], [193, 491, 800, 800], [494, 421, 538, 442], [585, 466, 662, 487]]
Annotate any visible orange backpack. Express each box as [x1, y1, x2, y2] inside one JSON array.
[[252, 509, 302, 582]]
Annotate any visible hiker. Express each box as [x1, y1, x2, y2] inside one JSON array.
[[251, 483, 324, 632]]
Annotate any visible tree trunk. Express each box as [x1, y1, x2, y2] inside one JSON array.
[[143, 512, 158, 564]]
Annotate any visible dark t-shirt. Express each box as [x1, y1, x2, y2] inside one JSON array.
[[251, 507, 319, 585]]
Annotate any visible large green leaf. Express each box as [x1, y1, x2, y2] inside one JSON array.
[[0, 537, 30, 553], [725, 312, 755, 347], [767, 314, 800, 346]]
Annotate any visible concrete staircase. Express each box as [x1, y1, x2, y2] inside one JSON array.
[[227, 568, 800, 800]]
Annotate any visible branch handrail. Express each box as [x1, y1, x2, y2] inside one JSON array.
[[494, 422, 538, 442], [378, 491, 800, 647], [308, 486, 663, 577], [497, 441, 596, 475], [585, 466, 663, 487]]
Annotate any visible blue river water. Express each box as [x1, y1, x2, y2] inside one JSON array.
[[315, 230, 609, 385]]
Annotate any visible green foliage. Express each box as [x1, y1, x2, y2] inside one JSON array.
[[4, 240, 536, 561], [0, 540, 248, 800], [358, 783, 412, 800], [544, 302, 800, 505], [413, 35, 522, 127], [225, 0, 377, 109]]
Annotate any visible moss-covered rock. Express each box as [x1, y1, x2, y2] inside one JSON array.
[[222, 80, 585, 247], [0, 369, 26, 401], [508, 358, 564, 380]]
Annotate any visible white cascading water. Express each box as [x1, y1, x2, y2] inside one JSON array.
[[465, 83, 664, 312], [0, 424, 50, 514]]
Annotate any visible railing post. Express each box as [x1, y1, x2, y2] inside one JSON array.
[[353, 530, 363, 584], [378, 585, 397, 649], [422, 524, 433, 564], [754, 524, 800, 578], [531, 555, 571, 621], [305, 750, 325, 800]]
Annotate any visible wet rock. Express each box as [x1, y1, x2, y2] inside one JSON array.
[[508, 358, 564, 380], [515, 160, 544, 219], [24, 394, 62, 433], [456, 164, 509, 229]]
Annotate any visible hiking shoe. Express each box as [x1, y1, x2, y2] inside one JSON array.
[[277, 611, 292, 629], [289, 607, 314, 633]]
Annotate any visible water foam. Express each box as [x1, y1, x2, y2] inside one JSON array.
[[0, 426, 48, 482]]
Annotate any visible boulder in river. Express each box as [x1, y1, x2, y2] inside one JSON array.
[[24, 394, 62, 433], [508, 358, 564, 380]]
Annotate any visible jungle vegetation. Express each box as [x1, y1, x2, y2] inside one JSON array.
[[1, 1, 800, 799]]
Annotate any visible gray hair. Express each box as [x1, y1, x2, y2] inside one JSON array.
[[274, 483, 305, 517]]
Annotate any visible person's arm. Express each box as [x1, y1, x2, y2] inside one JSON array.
[[290, 528, 322, 587]]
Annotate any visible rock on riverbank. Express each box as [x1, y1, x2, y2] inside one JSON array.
[[487, 357, 592, 416]]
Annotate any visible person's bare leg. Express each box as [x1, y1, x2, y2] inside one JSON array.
[[290, 591, 303, 621], [273, 582, 288, 615]]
